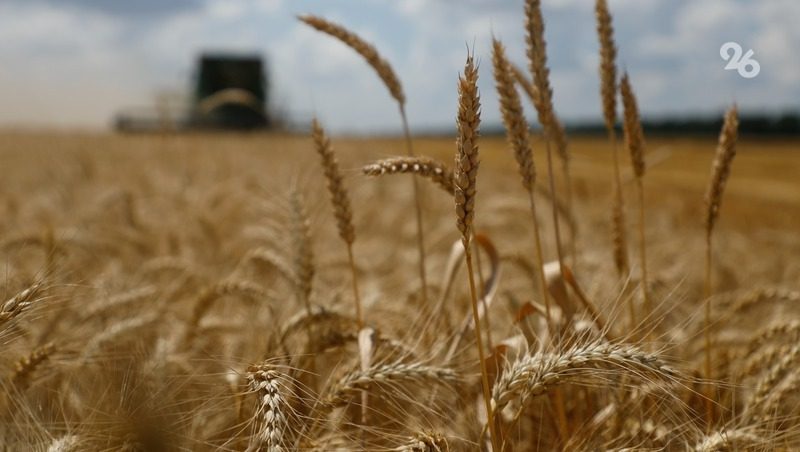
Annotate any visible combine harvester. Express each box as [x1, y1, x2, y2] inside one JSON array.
[[116, 53, 271, 132]]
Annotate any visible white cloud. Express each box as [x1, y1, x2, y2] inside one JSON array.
[[0, 0, 796, 131]]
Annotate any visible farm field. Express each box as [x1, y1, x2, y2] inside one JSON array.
[[1, 130, 798, 450]]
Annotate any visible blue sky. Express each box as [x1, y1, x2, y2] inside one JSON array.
[[0, 0, 797, 132]]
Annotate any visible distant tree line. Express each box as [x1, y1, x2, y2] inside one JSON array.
[[565, 111, 800, 137]]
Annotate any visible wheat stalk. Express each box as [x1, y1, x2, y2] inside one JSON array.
[[491, 37, 553, 334], [311, 118, 363, 327], [453, 51, 499, 451], [289, 191, 314, 314], [551, 117, 577, 266], [511, 62, 577, 266], [595, 0, 630, 280], [702, 105, 738, 419], [620, 72, 650, 322], [363, 156, 454, 195], [298, 14, 428, 304], [524, 0, 569, 309]]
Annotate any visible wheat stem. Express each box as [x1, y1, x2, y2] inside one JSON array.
[[400, 106, 429, 305], [703, 105, 739, 425]]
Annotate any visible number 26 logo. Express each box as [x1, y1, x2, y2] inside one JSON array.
[[720, 42, 760, 79]]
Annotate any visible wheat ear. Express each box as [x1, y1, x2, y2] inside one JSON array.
[[743, 343, 800, 421], [454, 51, 498, 452], [81, 315, 158, 363], [620, 72, 650, 321], [246, 363, 290, 452], [363, 156, 454, 195], [298, 14, 428, 304], [327, 361, 457, 406], [511, 63, 577, 266], [491, 37, 553, 335], [595, 0, 630, 280], [702, 105, 738, 419], [394, 431, 449, 451], [491, 340, 678, 416], [0, 280, 44, 326], [185, 280, 268, 344], [693, 429, 767, 452], [12, 342, 55, 390], [46, 435, 81, 452], [311, 118, 363, 327], [298, 15, 404, 104]]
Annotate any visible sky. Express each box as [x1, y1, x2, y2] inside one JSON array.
[[0, 0, 797, 132]]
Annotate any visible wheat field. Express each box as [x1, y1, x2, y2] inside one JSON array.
[[2, 1, 800, 451], [1, 130, 797, 450]]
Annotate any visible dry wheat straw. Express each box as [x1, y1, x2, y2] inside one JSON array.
[[491, 37, 553, 333], [247, 364, 290, 452], [620, 72, 650, 321], [596, 0, 630, 279], [702, 105, 738, 415], [363, 156, 454, 195], [311, 118, 363, 327], [298, 14, 428, 304], [454, 52, 498, 451]]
